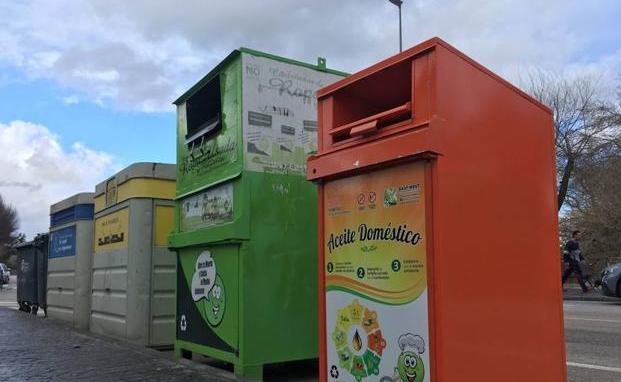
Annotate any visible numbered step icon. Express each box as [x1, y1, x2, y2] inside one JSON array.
[[356, 267, 365, 279], [391, 259, 401, 272]]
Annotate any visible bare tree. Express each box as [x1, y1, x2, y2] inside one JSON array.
[[557, 87, 621, 270], [0, 194, 19, 248], [561, 151, 621, 269], [523, 70, 618, 210]]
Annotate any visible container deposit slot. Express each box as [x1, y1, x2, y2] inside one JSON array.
[[185, 75, 222, 146], [330, 59, 412, 144]]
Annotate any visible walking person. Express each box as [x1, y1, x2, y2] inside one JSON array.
[[561, 230, 589, 292]]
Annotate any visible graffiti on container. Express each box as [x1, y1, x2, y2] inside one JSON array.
[[258, 78, 314, 105], [180, 136, 237, 177]]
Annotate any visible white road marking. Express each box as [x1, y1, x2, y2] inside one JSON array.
[[565, 317, 621, 324], [567, 361, 621, 373]]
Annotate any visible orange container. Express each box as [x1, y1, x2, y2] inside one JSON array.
[[307, 38, 566, 382]]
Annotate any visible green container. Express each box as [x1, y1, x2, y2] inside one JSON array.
[[169, 48, 346, 379]]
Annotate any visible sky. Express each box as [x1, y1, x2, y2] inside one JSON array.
[[0, 0, 620, 238]]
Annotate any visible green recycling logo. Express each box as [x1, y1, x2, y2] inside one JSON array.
[[192, 251, 226, 326]]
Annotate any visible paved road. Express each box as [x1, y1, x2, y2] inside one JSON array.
[[564, 300, 621, 382], [0, 275, 17, 310]]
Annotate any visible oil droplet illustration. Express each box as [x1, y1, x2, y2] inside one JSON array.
[[352, 329, 362, 352]]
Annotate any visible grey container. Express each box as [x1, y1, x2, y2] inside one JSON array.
[[47, 192, 95, 329], [90, 162, 176, 347], [16, 234, 49, 315]]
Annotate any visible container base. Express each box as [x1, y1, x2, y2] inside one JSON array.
[[174, 342, 264, 380]]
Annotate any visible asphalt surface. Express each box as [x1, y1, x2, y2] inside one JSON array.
[[564, 299, 621, 382], [0, 274, 620, 381]]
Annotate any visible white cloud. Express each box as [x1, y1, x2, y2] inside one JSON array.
[[0, 0, 619, 112], [61, 95, 80, 105], [0, 120, 118, 239]]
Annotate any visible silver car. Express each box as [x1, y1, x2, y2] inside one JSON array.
[[601, 262, 621, 297]]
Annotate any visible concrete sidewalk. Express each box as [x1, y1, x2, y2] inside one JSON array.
[[0, 307, 236, 382]]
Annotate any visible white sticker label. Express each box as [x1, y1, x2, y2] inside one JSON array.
[[242, 52, 343, 175], [191, 251, 217, 302]]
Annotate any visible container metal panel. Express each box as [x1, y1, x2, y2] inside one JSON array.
[[48, 193, 94, 329], [149, 246, 176, 346], [90, 247, 129, 339]]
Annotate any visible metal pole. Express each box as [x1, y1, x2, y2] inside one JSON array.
[[398, 3, 402, 52]]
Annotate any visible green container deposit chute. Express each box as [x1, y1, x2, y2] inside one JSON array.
[[169, 48, 346, 379]]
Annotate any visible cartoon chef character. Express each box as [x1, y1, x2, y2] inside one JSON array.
[[393, 333, 425, 382]]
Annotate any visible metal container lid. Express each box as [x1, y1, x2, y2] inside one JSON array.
[[95, 162, 176, 196], [50, 192, 94, 214]]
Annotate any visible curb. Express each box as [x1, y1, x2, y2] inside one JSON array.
[[563, 294, 619, 303], [563, 296, 615, 302]]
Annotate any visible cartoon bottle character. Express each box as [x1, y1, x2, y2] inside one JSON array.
[[367, 330, 387, 356], [362, 308, 379, 333], [348, 299, 364, 323], [393, 333, 425, 382], [204, 274, 226, 326], [337, 347, 353, 371], [363, 350, 381, 376], [332, 326, 347, 349], [351, 355, 367, 382], [337, 307, 352, 331]]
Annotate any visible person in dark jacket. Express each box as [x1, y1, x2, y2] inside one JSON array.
[[561, 230, 589, 292]]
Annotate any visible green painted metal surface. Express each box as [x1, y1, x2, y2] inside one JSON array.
[[169, 49, 346, 380]]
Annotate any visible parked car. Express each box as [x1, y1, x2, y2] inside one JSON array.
[[600, 262, 621, 297], [0, 263, 9, 284]]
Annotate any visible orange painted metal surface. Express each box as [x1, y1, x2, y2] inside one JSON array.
[[308, 37, 566, 382]]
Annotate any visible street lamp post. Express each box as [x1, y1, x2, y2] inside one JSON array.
[[388, 0, 403, 52]]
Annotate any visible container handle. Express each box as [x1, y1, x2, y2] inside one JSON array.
[[350, 120, 378, 137]]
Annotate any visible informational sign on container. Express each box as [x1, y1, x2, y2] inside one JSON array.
[[94, 208, 129, 253], [324, 162, 430, 382], [180, 182, 234, 232], [49, 226, 76, 258], [242, 53, 342, 175], [177, 246, 238, 355]]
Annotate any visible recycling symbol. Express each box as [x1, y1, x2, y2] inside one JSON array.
[[330, 365, 339, 379], [180, 314, 187, 332]]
